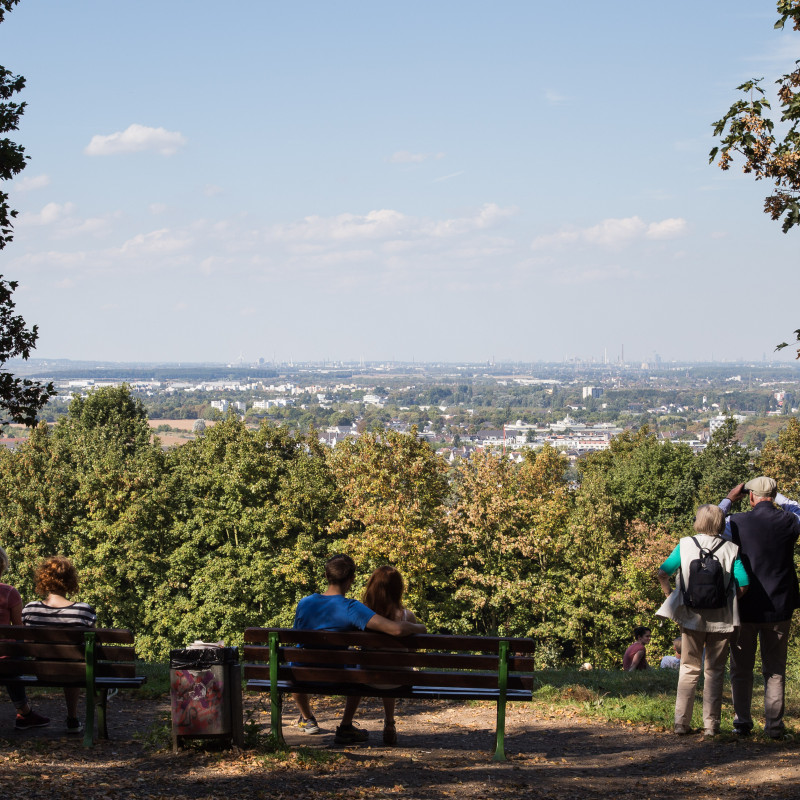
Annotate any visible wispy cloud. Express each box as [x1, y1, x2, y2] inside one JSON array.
[[203, 184, 224, 197], [544, 89, 569, 105], [531, 215, 687, 250], [15, 173, 50, 192], [388, 150, 445, 164], [433, 171, 464, 183], [85, 124, 187, 156]]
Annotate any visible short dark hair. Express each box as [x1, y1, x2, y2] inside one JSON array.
[[324, 554, 356, 586], [633, 626, 651, 640]]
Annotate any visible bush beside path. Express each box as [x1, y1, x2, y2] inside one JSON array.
[[2, 692, 799, 800]]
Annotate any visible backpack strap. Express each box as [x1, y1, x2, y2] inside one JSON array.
[[690, 536, 726, 557]]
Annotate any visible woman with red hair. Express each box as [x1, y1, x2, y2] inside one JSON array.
[[22, 556, 96, 734]]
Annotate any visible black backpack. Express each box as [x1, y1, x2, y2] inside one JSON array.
[[679, 536, 731, 610]]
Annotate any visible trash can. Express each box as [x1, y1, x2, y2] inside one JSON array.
[[170, 645, 243, 751]]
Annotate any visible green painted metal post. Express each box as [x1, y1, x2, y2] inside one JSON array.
[[83, 632, 96, 748], [269, 632, 285, 746], [492, 640, 509, 762]]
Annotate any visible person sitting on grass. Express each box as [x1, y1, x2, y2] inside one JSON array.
[[292, 554, 426, 744], [623, 626, 651, 671], [0, 545, 50, 731], [22, 556, 97, 734], [660, 638, 682, 670]]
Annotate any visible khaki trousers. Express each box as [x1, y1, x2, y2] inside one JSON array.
[[675, 628, 732, 734], [730, 620, 791, 737]]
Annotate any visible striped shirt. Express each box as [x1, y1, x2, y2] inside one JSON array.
[[22, 601, 97, 628]]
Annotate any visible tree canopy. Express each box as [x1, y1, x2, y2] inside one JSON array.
[[0, 0, 53, 424], [710, 1, 800, 356]]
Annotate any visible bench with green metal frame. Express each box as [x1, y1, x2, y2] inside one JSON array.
[[243, 627, 535, 762], [0, 625, 146, 747]]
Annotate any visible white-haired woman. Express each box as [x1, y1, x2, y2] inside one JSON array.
[[0, 545, 50, 730], [656, 505, 748, 737]]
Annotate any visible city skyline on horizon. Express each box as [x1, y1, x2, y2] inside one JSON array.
[[2, 2, 798, 365]]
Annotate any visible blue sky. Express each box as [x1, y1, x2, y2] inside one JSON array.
[[2, 1, 798, 364]]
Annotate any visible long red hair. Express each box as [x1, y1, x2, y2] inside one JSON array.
[[362, 565, 404, 620]]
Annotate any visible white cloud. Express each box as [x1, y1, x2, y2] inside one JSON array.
[[19, 202, 77, 226], [388, 150, 444, 163], [532, 215, 687, 250], [544, 89, 568, 105], [15, 174, 50, 192], [149, 203, 168, 214], [203, 184, 224, 197], [85, 124, 187, 156], [120, 228, 192, 255], [646, 218, 687, 239]]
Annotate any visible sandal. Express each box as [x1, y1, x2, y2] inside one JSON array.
[[383, 718, 397, 746]]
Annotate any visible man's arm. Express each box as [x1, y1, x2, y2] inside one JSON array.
[[366, 614, 426, 636], [719, 482, 747, 541], [776, 492, 800, 523]]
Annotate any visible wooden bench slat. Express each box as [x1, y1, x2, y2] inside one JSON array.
[[243, 663, 532, 690], [247, 678, 533, 701], [0, 660, 87, 680], [244, 627, 535, 653], [0, 625, 135, 644], [243, 646, 534, 673], [0, 641, 86, 660]]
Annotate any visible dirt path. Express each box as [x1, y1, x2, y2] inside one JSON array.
[[2, 692, 798, 799]]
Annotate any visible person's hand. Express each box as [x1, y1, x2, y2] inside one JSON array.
[[727, 483, 747, 503]]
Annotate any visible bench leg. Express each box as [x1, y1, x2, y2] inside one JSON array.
[[96, 689, 109, 740], [492, 696, 508, 762]]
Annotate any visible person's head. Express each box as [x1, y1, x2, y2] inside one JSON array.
[[694, 504, 726, 537], [673, 637, 682, 656], [34, 556, 79, 598], [0, 545, 9, 579], [633, 626, 651, 644], [324, 554, 357, 588], [744, 476, 777, 504], [362, 565, 404, 618]]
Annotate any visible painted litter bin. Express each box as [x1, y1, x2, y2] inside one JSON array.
[[169, 646, 243, 750]]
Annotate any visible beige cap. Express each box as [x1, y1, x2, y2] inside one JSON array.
[[744, 476, 777, 496]]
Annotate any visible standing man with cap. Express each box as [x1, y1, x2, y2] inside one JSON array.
[[720, 477, 800, 738]]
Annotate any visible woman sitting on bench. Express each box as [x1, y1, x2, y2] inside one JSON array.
[[362, 566, 424, 746], [22, 556, 97, 734], [0, 545, 50, 731]]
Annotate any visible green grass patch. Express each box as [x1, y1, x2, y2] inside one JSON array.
[[527, 668, 800, 736]]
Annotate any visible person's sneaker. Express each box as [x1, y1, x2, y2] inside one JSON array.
[[732, 725, 752, 737], [703, 729, 719, 739], [383, 719, 397, 746], [296, 715, 321, 734], [65, 717, 84, 734], [15, 710, 51, 730], [334, 723, 369, 744], [674, 725, 694, 735]]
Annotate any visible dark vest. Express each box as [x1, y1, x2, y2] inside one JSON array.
[[729, 502, 800, 623]]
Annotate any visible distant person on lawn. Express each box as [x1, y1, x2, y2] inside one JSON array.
[[0, 545, 50, 731], [292, 554, 425, 744], [22, 556, 97, 734], [656, 505, 748, 737], [659, 638, 682, 670], [623, 626, 651, 671]]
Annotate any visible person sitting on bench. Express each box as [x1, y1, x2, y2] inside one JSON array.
[[292, 554, 425, 744]]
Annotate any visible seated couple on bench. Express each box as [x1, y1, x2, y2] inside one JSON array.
[[1, 549, 97, 734], [292, 554, 426, 745]]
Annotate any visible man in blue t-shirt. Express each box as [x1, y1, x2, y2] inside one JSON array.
[[292, 554, 425, 744]]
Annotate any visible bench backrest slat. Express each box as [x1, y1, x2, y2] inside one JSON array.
[[245, 664, 533, 691], [244, 627, 535, 654], [243, 644, 533, 673]]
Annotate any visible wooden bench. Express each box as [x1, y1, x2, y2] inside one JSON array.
[[243, 627, 535, 761], [0, 625, 147, 747]]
